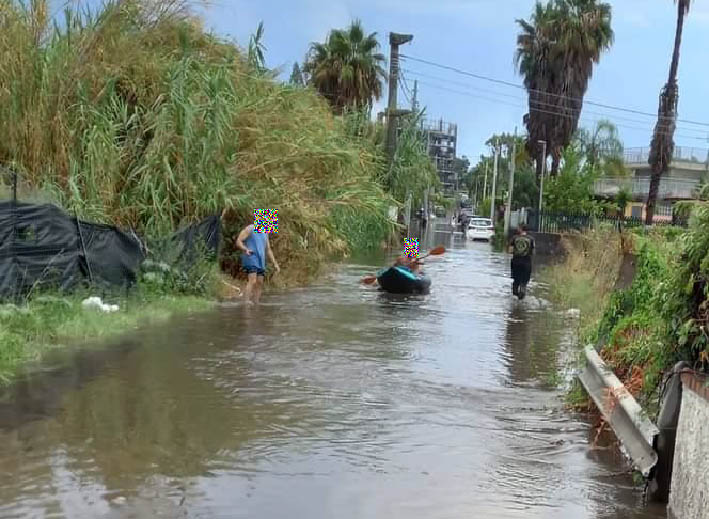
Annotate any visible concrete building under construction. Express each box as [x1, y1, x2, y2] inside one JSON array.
[[421, 119, 458, 195]]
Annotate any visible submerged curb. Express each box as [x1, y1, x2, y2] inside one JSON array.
[[578, 344, 659, 476]]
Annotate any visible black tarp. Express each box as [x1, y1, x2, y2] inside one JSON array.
[[0, 201, 222, 299], [149, 214, 221, 267], [0, 201, 145, 298]]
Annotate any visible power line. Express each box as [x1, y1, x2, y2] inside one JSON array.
[[398, 69, 412, 106], [416, 79, 705, 141], [400, 53, 709, 128], [399, 69, 414, 100], [399, 82, 411, 106], [412, 79, 707, 142], [402, 68, 709, 136]]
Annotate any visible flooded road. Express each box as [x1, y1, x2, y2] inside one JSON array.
[[0, 233, 666, 518]]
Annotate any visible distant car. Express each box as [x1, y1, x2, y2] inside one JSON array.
[[467, 218, 494, 241]]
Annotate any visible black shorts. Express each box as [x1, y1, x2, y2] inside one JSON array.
[[511, 256, 532, 285], [243, 266, 265, 277]]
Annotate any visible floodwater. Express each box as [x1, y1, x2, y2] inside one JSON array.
[[0, 232, 667, 519]]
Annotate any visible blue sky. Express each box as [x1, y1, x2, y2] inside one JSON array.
[[200, 0, 709, 162]]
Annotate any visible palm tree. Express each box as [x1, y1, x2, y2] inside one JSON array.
[[576, 119, 625, 174], [645, 0, 691, 224], [516, 2, 557, 180], [516, 0, 613, 177], [289, 62, 306, 87], [304, 20, 386, 114]]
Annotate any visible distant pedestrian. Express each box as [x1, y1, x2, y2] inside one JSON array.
[[508, 224, 534, 300]]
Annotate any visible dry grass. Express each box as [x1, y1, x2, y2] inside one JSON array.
[[546, 227, 624, 335], [0, 0, 396, 284]]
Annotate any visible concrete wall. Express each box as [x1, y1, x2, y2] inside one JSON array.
[[669, 373, 709, 519]]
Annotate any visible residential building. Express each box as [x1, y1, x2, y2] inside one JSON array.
[[593, 146, 709, 220], [421, 119, 458, 195]]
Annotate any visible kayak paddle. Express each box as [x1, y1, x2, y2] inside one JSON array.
[[360, 246, 446, 285]]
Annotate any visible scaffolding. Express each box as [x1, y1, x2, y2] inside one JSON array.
[[421, 119, 458, 194]]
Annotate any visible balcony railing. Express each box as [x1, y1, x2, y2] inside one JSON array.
[[594, 177, 700, 200], [623, 146, 709, 165]]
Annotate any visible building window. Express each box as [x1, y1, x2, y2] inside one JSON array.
[[657, 202, 673, 217], [631, 205, 642, 219]]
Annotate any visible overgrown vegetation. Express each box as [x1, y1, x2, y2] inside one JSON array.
[[0, 0, 443, 380], [545, 227, 623, 343], [0, 0, 398, 286], [597, 208, 709, 406], [548, 212, 709, 411]]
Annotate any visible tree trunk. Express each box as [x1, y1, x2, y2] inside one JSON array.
[[667, 2, 688, 84], [645, 1, 688, 225], [549, 148, 561, 177], [646, 164, 662, 224], [550, 155, 560, 177], [535, 156, 543, 181]]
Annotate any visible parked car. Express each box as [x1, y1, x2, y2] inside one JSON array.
[[467, 217, 494, 241]]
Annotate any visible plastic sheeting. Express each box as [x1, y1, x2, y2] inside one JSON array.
[[0, 201, 221, 299], [0, 202, 144, 298]]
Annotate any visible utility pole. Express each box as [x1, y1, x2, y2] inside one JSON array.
[[538, 140, 547, 230], [490, 140, 499, 223], [411, 80, 418, 112], [386, 32, 413, 163], [504, 128, 517, 239], [472, 170, 478, 209], [482, 162, 488, 212]]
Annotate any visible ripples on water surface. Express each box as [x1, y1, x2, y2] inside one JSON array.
[[0, 234, 667, 518]]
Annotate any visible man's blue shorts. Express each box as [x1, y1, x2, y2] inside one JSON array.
[[243, 266, 265, 277]]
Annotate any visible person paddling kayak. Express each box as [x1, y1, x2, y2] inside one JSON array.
[[394, 255, 423, 275], [508, 224, 534, 300]]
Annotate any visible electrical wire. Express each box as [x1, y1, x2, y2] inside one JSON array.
[[402, 68, 709, 136], [399, 82, 411, 106], [399, 69, 414, 105], [411, 79, 707, 142], [400, 53, 709, 128]]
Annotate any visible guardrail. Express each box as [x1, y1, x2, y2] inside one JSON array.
[[593, 177, 699, 199], [578, 345, 659, 476]]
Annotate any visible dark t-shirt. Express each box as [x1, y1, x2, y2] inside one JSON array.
[[510, 234, 535, 258]]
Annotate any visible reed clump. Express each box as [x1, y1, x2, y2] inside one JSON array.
[[0, 0, 396, 282]]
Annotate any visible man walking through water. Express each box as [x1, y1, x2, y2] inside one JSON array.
[[508, 224, 534, 300], [237, 210, 280, 304]]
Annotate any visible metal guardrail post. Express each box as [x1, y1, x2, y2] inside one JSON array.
[[578, 345, 659, 476]]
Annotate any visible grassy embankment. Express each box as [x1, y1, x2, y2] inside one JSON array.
[[0, 0, 432, 381], [546, 214, 709, 413], [0, 293, 209, 383]]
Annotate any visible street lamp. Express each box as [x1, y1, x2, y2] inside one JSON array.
[[538, 140, 547, 214]]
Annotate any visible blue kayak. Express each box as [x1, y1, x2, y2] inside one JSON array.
[[376, 266, 431, 295]]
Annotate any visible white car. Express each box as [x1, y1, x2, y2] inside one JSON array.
[[467, 218, 494, 241]]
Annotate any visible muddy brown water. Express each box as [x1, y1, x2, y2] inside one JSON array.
[[0, 233, 667, 518]]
